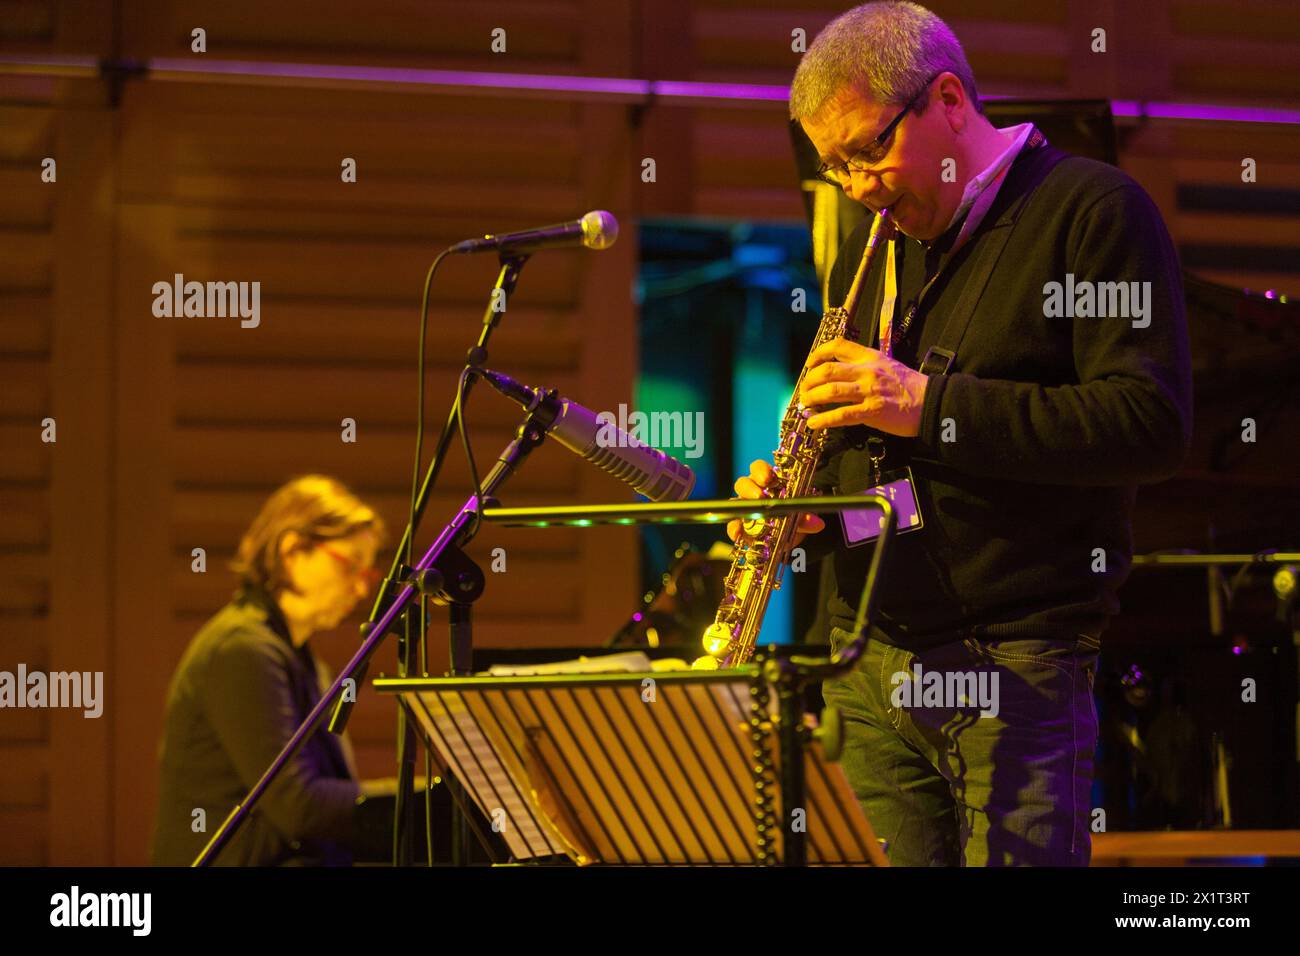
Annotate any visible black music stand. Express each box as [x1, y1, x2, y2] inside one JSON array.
[[373, 493, 898, 866], [376, 665, 889, 866]]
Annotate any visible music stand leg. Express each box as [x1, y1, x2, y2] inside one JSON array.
[[776, 669, 807, 867]]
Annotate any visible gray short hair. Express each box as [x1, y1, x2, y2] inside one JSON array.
[[789, 2, 983, 122]]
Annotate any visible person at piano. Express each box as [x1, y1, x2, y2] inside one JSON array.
[[152, 474, 396, 866]]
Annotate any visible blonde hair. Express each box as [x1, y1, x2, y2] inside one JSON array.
[[230, 475, 386, 594], [789, 1, 983, 122]]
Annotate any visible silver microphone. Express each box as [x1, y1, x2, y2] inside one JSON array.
[[476, 368, 696, 502], [451, 211, 619, 255]]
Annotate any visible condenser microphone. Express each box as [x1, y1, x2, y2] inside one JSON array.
[[450, 211, 619, 255], [475, 368, 696, 503]]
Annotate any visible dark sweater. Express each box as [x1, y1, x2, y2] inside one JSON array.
[[810, 140, 1193, 646], [151, 585, 362, 866]]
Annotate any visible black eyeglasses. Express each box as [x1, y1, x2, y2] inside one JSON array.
[[814, 74, 941, 187]]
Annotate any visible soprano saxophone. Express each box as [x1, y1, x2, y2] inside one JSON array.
[[694, 210, 897, 669]]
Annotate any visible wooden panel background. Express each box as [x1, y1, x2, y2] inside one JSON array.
[[1, 0, 1297, 864]]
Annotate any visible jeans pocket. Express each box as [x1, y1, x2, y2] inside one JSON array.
[[968, 636, 1077, 674]]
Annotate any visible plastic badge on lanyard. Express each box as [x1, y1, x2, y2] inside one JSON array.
[[840, 466, 924, 547]]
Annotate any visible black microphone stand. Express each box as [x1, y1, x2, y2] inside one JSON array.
[[339, 250, 530, 713], [340, 251, 530, 866], [192, 251, 533, 866]]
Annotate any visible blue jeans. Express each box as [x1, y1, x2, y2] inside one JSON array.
[[823, 625, 1101, 866]]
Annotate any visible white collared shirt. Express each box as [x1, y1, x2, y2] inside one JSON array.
[[943, 121, 1035, 245]]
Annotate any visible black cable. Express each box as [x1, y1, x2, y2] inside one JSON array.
[[409, 248, 455, 572], [390, 249, 524, 862], [393, 250, 509, 864], [456, 366, 485, 542], [395, 245, 452, 866]]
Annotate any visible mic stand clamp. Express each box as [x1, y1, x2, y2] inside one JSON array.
[[398, 537, 488, 608]]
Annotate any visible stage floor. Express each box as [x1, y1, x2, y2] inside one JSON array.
[[1092, 830, 1300, 866]]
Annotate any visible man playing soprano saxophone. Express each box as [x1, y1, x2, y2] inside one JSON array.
[[730, 2, 1191, 865]]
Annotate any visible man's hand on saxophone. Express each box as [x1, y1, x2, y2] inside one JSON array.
[[801, 337, 930, 437], [726, 458, 826, 545]]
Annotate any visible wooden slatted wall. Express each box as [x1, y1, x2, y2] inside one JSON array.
[[0, 0, 116, 869]]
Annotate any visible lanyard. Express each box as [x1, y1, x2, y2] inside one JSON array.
[[868, 128, 1047, 481], [866, 242, 969, 483], [880, 240, 960, 360], [878, 127, 1045, 361]]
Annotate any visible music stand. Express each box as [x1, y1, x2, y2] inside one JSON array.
[[375, 493, 896, 866], [377, 665, 889, 866]]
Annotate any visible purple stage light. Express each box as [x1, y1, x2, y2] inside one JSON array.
[[6, 54, 1300, 125], [1111, 99, 1300, 125], [146, 58, 652, 99], [652, 79, 791, 102]]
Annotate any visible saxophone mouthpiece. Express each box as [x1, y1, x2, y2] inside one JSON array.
[[871, 207, 898, 242]]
